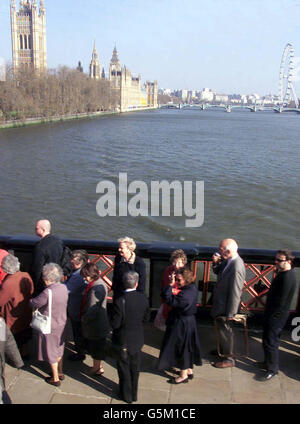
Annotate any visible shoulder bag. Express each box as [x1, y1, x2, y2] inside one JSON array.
[[30, 289, 52, 335]]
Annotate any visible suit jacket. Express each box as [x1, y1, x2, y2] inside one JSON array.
[[30, 234, 63, 293], [110, 290, 149, 355], [211, 255, 246, 319]]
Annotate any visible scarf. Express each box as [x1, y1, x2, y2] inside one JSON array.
[[79, 279, 95, 319]]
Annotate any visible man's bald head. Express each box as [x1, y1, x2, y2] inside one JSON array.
[[219, 238, 238, 259], [35, 219, 51, 238]]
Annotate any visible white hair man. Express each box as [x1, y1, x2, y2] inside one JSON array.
[[211, 238, 246, 368], [30, 219, 63, 295]]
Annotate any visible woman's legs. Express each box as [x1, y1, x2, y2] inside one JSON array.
[[50, 362, 59, 382], [175, 368, 188, 383], [89, 359, 104, 374]]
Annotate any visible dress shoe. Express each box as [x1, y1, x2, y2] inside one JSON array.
[[175, 370, 194, 380], [45, 377, 61, 387], [169, 377, 189, 384], [89, 367, 104, 376], [259, 371, 278, 381], [68, 353, 86, 361], [213, 360, 235, 368]]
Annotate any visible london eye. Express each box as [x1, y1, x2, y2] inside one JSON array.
[[278, 43, 299, 108]]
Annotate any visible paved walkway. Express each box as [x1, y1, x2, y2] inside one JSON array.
[[5, 321, 300, 404]]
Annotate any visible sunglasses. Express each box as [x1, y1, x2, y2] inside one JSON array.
[[275, 258, 286, 263]]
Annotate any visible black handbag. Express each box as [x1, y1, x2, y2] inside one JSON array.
[[109, 298, 128, 361]]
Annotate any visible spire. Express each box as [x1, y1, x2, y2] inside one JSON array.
[[40, 0, 45, 12], [92, 40, 98, 60], [111, 44, 120, 64], [10, 0, 16, 8]]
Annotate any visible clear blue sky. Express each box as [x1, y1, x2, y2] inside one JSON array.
[[1, 0, 300, 96]]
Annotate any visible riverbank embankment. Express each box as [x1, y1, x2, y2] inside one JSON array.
[[0, 106, 158, 129]]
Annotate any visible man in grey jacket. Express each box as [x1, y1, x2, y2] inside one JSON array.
[[0, 317, 24, 404], [211, 238, 246, 368]]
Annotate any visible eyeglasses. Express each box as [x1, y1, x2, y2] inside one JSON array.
[[275, 258, 286, 263]]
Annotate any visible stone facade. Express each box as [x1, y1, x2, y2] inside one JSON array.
[[108, 46, 158, 111], [10, 0, 47, 74]]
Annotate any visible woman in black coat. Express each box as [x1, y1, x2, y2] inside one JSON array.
[[157, 266, 202, 384]]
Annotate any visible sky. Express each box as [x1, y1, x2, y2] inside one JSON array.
[[0, 0, 300, 96]]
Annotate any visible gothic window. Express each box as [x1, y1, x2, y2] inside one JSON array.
[[93, 65, 96, 78], [28, 35, 31, 49], [20, 34, 23, 50], [24, 34, 27, 49]]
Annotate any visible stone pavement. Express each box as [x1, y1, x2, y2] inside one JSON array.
[[5, 321, 300, 404]]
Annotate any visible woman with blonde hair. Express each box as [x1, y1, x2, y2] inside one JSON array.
[[112, 236, 146, 301]]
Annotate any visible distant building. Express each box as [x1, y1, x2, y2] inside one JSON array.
[[10, 0, 47, 74], [199, 88, 214, 102], [89, 42, 101, 79], [76, 61, 83, 73], [214, 93, 229, 103], [108, 46, 157, 111]]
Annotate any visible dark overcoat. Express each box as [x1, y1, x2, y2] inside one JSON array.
[[112, 254, 146, 300], [30, 234, 63, 294], [158, 283, 202, 370], [110, 290, 149, 354], [81, 278, 109, 340]]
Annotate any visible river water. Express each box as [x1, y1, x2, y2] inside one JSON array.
[[0, 108, 299, 250]]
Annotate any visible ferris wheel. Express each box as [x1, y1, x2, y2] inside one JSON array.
[[278, 43, 299, 108]]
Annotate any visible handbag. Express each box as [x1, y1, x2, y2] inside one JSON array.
[[109, 298, 128, 361], [30, 289, 52, 335], [154, 304, 166, 331]]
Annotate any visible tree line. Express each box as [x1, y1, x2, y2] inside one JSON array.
[[0, 65, 119, 123]]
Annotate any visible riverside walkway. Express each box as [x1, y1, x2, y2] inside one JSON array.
[[5, 321, 300, 405]]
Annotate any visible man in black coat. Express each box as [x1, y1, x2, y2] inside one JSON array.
[[259, 249, 296, 381], [30, 219, 63, 295], [110, 271, 149, 404]]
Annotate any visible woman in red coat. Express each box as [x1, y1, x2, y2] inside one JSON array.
[[0, 254, 34, 358]]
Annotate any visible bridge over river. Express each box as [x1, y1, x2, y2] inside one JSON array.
[[159, 103, 300, 113]]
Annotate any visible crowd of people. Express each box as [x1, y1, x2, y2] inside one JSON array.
[[0, 219, 297, 404]]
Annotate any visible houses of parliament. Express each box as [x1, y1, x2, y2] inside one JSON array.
[[10, 0, 158, 111]]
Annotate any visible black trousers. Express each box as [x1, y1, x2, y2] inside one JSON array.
[[116, 351, 140, 403], [70, 318, 86, 355], [262, 314, 288, 373]]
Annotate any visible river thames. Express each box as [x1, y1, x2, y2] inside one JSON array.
[[0, 108, 299, 250]]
